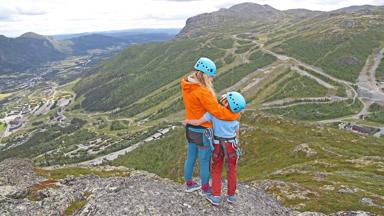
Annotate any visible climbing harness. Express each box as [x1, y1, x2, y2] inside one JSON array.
[[185, 124, 214, 151], [203, 128, 214, 151], [213, 136, 242, 169]]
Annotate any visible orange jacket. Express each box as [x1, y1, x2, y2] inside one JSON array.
[[181, 78, 240, 128]]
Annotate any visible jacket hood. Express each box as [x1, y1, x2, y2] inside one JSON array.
[[181, 77, 201, 93]]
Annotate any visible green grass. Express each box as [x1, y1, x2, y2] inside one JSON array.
[[215, 50, 277, 91], [237, 40, 252, 45], [296, 66, 348, 97], [377, 56, 384, 81], [0, 122, 6, 133], [64, 198, 88, 216], [0, 92, 12, 100], [76, 37, 225, 112], [59, 78, 80, 93], [111, 128, 185, 181], [110, 120, 129, 130], [212, 37, 234, 49], [366, 103, 384, 124], [0, 118, 88, 162], [224, 54, 236, 64], [111, 112, 384, 214], [235, 44, 255, 54], [274, 27, 384, 82], [116, 83, 179, 117], [265, 71, 329, 101], [264, 99, 362, 121]]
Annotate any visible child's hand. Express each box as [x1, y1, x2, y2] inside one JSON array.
[[184, 118, 205, 126]]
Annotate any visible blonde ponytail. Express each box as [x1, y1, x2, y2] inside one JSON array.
[[192, 71, 216, 97]]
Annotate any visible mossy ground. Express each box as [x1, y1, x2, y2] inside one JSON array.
[[0, 122, 6, 133]]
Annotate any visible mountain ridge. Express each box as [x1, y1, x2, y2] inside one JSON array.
[[177, 3, 384, 38], [0, 31, 176, 74]]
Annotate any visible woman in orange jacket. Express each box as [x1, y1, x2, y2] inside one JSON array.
[[181, 57, 239, 195]]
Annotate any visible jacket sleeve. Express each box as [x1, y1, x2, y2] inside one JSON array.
[[197, 88, 240, 121]]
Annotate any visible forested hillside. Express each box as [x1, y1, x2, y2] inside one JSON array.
[[75, 4, 384, 123]]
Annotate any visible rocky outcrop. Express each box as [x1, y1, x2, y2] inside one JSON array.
[[0, 158, 291, 216], [0, 158, 44, 198], [292, 143, 317, 157], [0, 159, 378, 215], [177, 3, 285, 38]]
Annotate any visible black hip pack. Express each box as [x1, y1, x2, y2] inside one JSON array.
[[185, 124, 207, 146]]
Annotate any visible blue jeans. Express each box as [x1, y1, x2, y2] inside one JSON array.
[[184, 136, 212, 185]]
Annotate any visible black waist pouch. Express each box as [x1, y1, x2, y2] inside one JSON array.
[[185, 125, 206, 146]]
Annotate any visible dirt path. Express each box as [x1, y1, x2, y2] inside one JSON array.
[[291, 66, 336, 89], [77, 141, 145, 166], [75, 126, 175, 166], [358, 48, 384, 102], [232, 34, 371, 120], [262, 96, 348, 108]]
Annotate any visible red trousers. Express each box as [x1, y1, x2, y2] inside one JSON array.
[[211, 141, 238, 196]]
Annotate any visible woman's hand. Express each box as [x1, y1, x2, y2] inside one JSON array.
[[183, 119, 201, 126]]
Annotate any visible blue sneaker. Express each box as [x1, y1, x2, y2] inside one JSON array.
[[185, 181, 200, 192], [227, 195, 236, 204], [206, 194, 221, 206]]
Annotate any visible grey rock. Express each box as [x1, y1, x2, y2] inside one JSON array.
[[329, 211, 375, 216], [0, 158, 43, 187], [0, 159, 291, 216], [360, 197, 375, 206], [5, 188, 28, 199], [292, 143, 317, 157], [297, 212, 327, 216], [338, 186, 359, 194]]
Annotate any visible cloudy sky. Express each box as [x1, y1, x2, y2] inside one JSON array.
[[0, 0, 383, 37]]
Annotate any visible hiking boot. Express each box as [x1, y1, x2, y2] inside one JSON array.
[[185, 181, 200, 192], [206, 194, 221, 206], [226, 195, 236, 204]]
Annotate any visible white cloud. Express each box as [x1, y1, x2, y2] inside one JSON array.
[[0, 0, 383, 37]]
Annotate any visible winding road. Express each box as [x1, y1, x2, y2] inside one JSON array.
[[231, 34, 384, 138]]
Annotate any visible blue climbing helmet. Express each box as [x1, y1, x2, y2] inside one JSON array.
[[194, 57, 216, 77], [226, 91, 246, 113]]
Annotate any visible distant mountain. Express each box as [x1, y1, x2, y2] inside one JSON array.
[[332, 5, 383, 13], [177, 3, 285, 38], [53, 28, 180, 40], [284, 8, 323, 18], [0, 32, 65, 73], [0, 30, 177, 74], [68, 34, 126, 55]]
